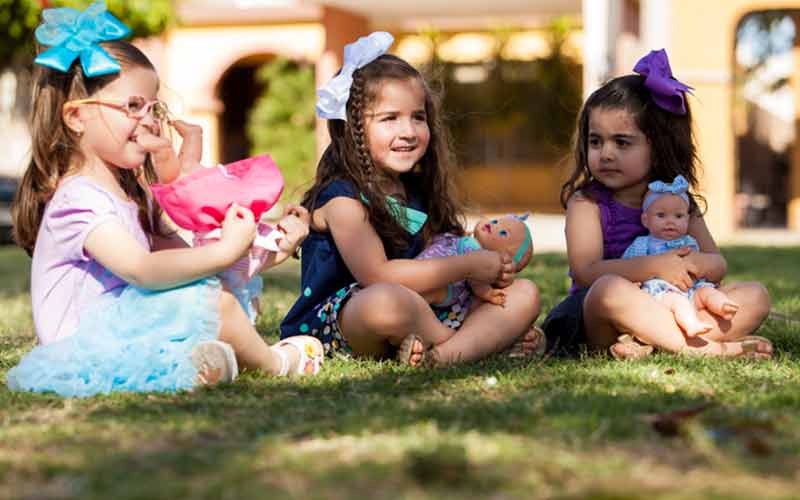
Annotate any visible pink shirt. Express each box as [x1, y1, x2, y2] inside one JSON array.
[[31, 177, 150, 345]]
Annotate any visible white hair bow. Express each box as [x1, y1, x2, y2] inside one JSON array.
[[315, 31, 394, 121]]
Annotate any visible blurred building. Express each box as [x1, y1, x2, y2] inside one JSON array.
[[3, 0, 800, 241]]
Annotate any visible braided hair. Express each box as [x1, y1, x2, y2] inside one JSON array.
[[302, 54, 465, 257]]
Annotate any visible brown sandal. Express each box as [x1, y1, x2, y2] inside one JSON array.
[[610, 334, 654, 361], [396, 334, 427, 366], [506, 325, 547, 358], [731, 335, 773, 360]]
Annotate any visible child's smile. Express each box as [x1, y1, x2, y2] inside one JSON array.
[[364, 77, 430, 182]]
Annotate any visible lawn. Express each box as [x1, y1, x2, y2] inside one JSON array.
[[1, 245, 799, 499]]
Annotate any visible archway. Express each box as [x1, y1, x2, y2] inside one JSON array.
[[215, 54, 275, 165], [733, 10, 797, 228]]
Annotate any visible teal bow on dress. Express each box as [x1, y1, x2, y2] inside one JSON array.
[[360, 193, 428, 235], [34, 1, 131, 77]]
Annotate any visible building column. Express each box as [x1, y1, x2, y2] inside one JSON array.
[[789, 14, 800, 230], [582, 0, 614, 98], [640, 0, 671, 53]]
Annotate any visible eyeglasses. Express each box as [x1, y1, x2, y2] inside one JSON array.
[[65, 95, 171, 121]]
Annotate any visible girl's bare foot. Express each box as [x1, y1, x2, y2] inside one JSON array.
[[686, 336, 772, 360]]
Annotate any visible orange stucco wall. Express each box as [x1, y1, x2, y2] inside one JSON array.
[[670, 0, 800, 238]]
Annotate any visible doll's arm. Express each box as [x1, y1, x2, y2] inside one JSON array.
[[137, 120, 204, 183]]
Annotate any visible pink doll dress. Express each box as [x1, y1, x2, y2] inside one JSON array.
[[151, 155, 285, 322]]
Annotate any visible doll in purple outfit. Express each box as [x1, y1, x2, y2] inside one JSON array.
[[415, 214, 533, 329], [622, 175, 739, 337]]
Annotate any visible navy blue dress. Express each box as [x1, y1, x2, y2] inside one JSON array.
[[280, 179, 426, 354]]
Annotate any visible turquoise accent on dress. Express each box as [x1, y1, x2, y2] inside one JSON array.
[[7, 278, 221, 397], [360, 193, 428, 235]]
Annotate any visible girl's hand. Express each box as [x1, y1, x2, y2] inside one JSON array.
[[136, 119, 203, 183], [681, 250, 724, 282], [283, 203, 310, 226], [468, 250, 515, 289], [654, 248, 695, 291], [275, 213, 309, 254], [220, 204, 256, 260]]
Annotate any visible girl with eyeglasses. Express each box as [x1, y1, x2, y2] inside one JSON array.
[[7, 2, 323, 397]]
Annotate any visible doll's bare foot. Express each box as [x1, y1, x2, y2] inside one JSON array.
[[709, 298, 740, 321], [697, 289, 740, 321]]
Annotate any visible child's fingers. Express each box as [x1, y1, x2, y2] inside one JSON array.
[[674, 246, 692, 257], [284, 204, 311, 224], [234, 205, 255, 223], [223, 203, 255, 224]]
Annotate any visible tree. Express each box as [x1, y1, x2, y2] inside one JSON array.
[[246, 58, 316, 200], [0, 0, 176, 69]]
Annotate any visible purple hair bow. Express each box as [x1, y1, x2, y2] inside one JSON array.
[[633, 49, 693, 115]]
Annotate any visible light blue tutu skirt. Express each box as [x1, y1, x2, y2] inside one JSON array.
[[7, 278, 221, 398]]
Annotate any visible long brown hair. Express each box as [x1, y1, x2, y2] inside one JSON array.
[[13, 40, 166, 255], [301, 54, 465, 257], [561, 74, 705, 212]]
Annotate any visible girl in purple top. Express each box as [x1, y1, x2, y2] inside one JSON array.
[[542, 49, 773, 360], [6, 3, 323, 397]]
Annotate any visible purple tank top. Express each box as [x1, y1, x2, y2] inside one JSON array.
[[569, 181, 647, 293]]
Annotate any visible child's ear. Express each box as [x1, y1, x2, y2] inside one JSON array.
[[62, 102, 85, 136]]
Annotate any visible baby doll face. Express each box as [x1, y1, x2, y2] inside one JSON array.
[[641, 193, 690, 241], [474, 215, 531, 269]]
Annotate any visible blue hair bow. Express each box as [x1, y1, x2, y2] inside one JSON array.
[[643, 175, 690, 210], [316, 31, 394, 121], [633, 49, 693, 115], [34, 1, 131, 77]]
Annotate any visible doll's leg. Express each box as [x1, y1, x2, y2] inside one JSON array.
[[693, 282, 770, 343], [428, 279, 540, 365], [338, 283, 456, 362], [659, 291, 713, 337], [583, 275, 771, 358], [693, 286, 739, 321], [217, 290, 311, 375]]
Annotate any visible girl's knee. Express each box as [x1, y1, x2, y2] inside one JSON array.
[[506, 279, 540, 314], [353, 283, 420, 331], [741, 282, 771, 320], [584, 274, 635, 314]]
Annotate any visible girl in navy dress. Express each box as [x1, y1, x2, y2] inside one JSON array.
[[281, 32, 543, 366]]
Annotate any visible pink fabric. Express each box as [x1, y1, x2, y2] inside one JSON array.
[[151, 155, 284, 232], [31, 176, 150, 345]]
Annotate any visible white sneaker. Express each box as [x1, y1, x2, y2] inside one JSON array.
[[191, 340, 239, 386]]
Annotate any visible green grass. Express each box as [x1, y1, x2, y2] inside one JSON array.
[[1, 245, 799, 499]]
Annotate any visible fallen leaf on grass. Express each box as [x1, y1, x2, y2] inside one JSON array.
[[646, 403, 714, 437]]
